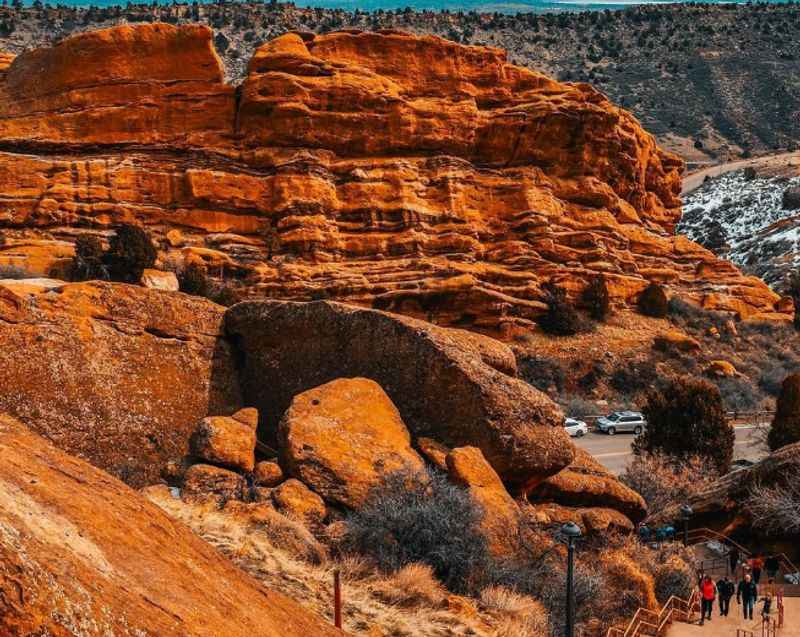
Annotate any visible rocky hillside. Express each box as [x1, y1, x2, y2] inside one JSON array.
[[0, 2, 797, 162], [0, 413, 343, 637], [0, 23, 787, 333], [0, 280, 657, 635], [681, 168, 800, 289]]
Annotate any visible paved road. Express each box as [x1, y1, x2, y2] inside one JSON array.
[[682, 150, 800, 196], [574, 425, 763, 475]]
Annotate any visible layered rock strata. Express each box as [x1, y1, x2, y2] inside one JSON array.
[[0, 24, 786, 330]]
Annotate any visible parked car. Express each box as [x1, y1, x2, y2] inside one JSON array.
[[564, 417, 589, 437], [595, 411, 646, 435]]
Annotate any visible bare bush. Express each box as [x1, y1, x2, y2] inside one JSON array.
[[0, 263, 31, 279], [620, 452, 717, 514], [654, 556, 695, 603], [745, 460, 800, 535], [342, 469, 492, 595]]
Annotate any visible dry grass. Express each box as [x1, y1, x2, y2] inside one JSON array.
[[480, 587, 550, 636], [145, 486, 539, 636]]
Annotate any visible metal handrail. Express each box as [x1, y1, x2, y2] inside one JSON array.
[[688, 527, 800, 583], [605, 591, 698, 637]]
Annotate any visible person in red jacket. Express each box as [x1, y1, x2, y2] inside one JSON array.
[[700, 575, 717, 625]]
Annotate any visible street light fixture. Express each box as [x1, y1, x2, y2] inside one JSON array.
[[680, 504, 693, 547], [562, 522, 582, 637]]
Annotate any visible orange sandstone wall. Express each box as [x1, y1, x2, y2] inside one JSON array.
[[0, 23, 785, 330]]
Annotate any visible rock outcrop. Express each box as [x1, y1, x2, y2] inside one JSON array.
[[279, 377, 427, 509], [0, 415, 341, 637], [0, 280, 241, 487], [446, 446, 526, 558], [0, 24, 787, 330], [225, 299, 572, 491], [530, 448, 647, 523]]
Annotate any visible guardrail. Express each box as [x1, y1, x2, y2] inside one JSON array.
[[605, 591, 698, 637], [571, 411, 773, 427]]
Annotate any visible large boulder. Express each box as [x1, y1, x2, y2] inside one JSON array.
[[0, 415, 341, 637], [279, 377, 427, 509], [0, 281, 241, 487], [529, 448, 647, 524], [225, 300, 574, 491]]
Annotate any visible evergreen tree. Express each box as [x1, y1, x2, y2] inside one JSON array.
[[768, 373, 800, 451], [634, 377, 734, 474], [582, 274, 611, 322], [638, 282, 669, 318]]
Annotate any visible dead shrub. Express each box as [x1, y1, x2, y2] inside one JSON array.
[[620, 452, 717, 514]]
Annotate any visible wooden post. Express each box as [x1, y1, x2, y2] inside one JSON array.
[[333, 569, 342, 629]]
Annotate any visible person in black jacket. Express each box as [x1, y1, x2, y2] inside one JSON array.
[[765, 555, 780, 581], [717, 576, 735, 617], [737, 574, 758, 620], [729, 546, 740, 576]]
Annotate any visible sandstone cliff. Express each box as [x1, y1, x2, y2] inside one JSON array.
[[0, 414, 342, 637], [0, 279, 240, 487], [0, 23, 786, 330]]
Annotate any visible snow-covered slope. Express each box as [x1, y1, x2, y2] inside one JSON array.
[[679, 171, 800, 288]]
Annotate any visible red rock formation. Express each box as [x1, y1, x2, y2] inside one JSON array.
[[0, 280, 241, 487], [0, 415, 342, 637], [0, 24, 786, 330]]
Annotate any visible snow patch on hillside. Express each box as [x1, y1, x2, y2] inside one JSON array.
[[679, 171, 800, 287]]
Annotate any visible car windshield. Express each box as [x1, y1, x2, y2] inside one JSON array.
[[607, 413, 622, 421]]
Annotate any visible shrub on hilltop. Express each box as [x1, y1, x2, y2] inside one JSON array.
[[70, 234, 108, 281], [633, 376, 733, 474], [768, 373, 800, 451], [104, 223, 157, 284], [581, 274, 611, 322], [537, 280, 588, 336], [637, 282, 668, 318]]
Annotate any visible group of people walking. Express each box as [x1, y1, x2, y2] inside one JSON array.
[[697, 548, 782, 626], [698, 574, 768, 624]]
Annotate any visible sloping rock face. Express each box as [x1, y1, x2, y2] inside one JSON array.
[[0, 280, 241, 487], [0, 415, 341, 637], [0, 24, 786, 330], [225, 300, 573, 491]]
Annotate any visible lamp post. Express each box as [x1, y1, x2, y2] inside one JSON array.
[[562, 521, 582, 637], [680, 504, 693, 547]]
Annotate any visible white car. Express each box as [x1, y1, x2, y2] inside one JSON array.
[[564, 417, 589, 437]]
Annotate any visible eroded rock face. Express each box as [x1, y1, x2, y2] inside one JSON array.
[[279, 377, 427, 509], [0, 415, 341, 637], [225, 300, 573, 491], [0, 24, 786, 329], [0, 280, 241, 487]]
